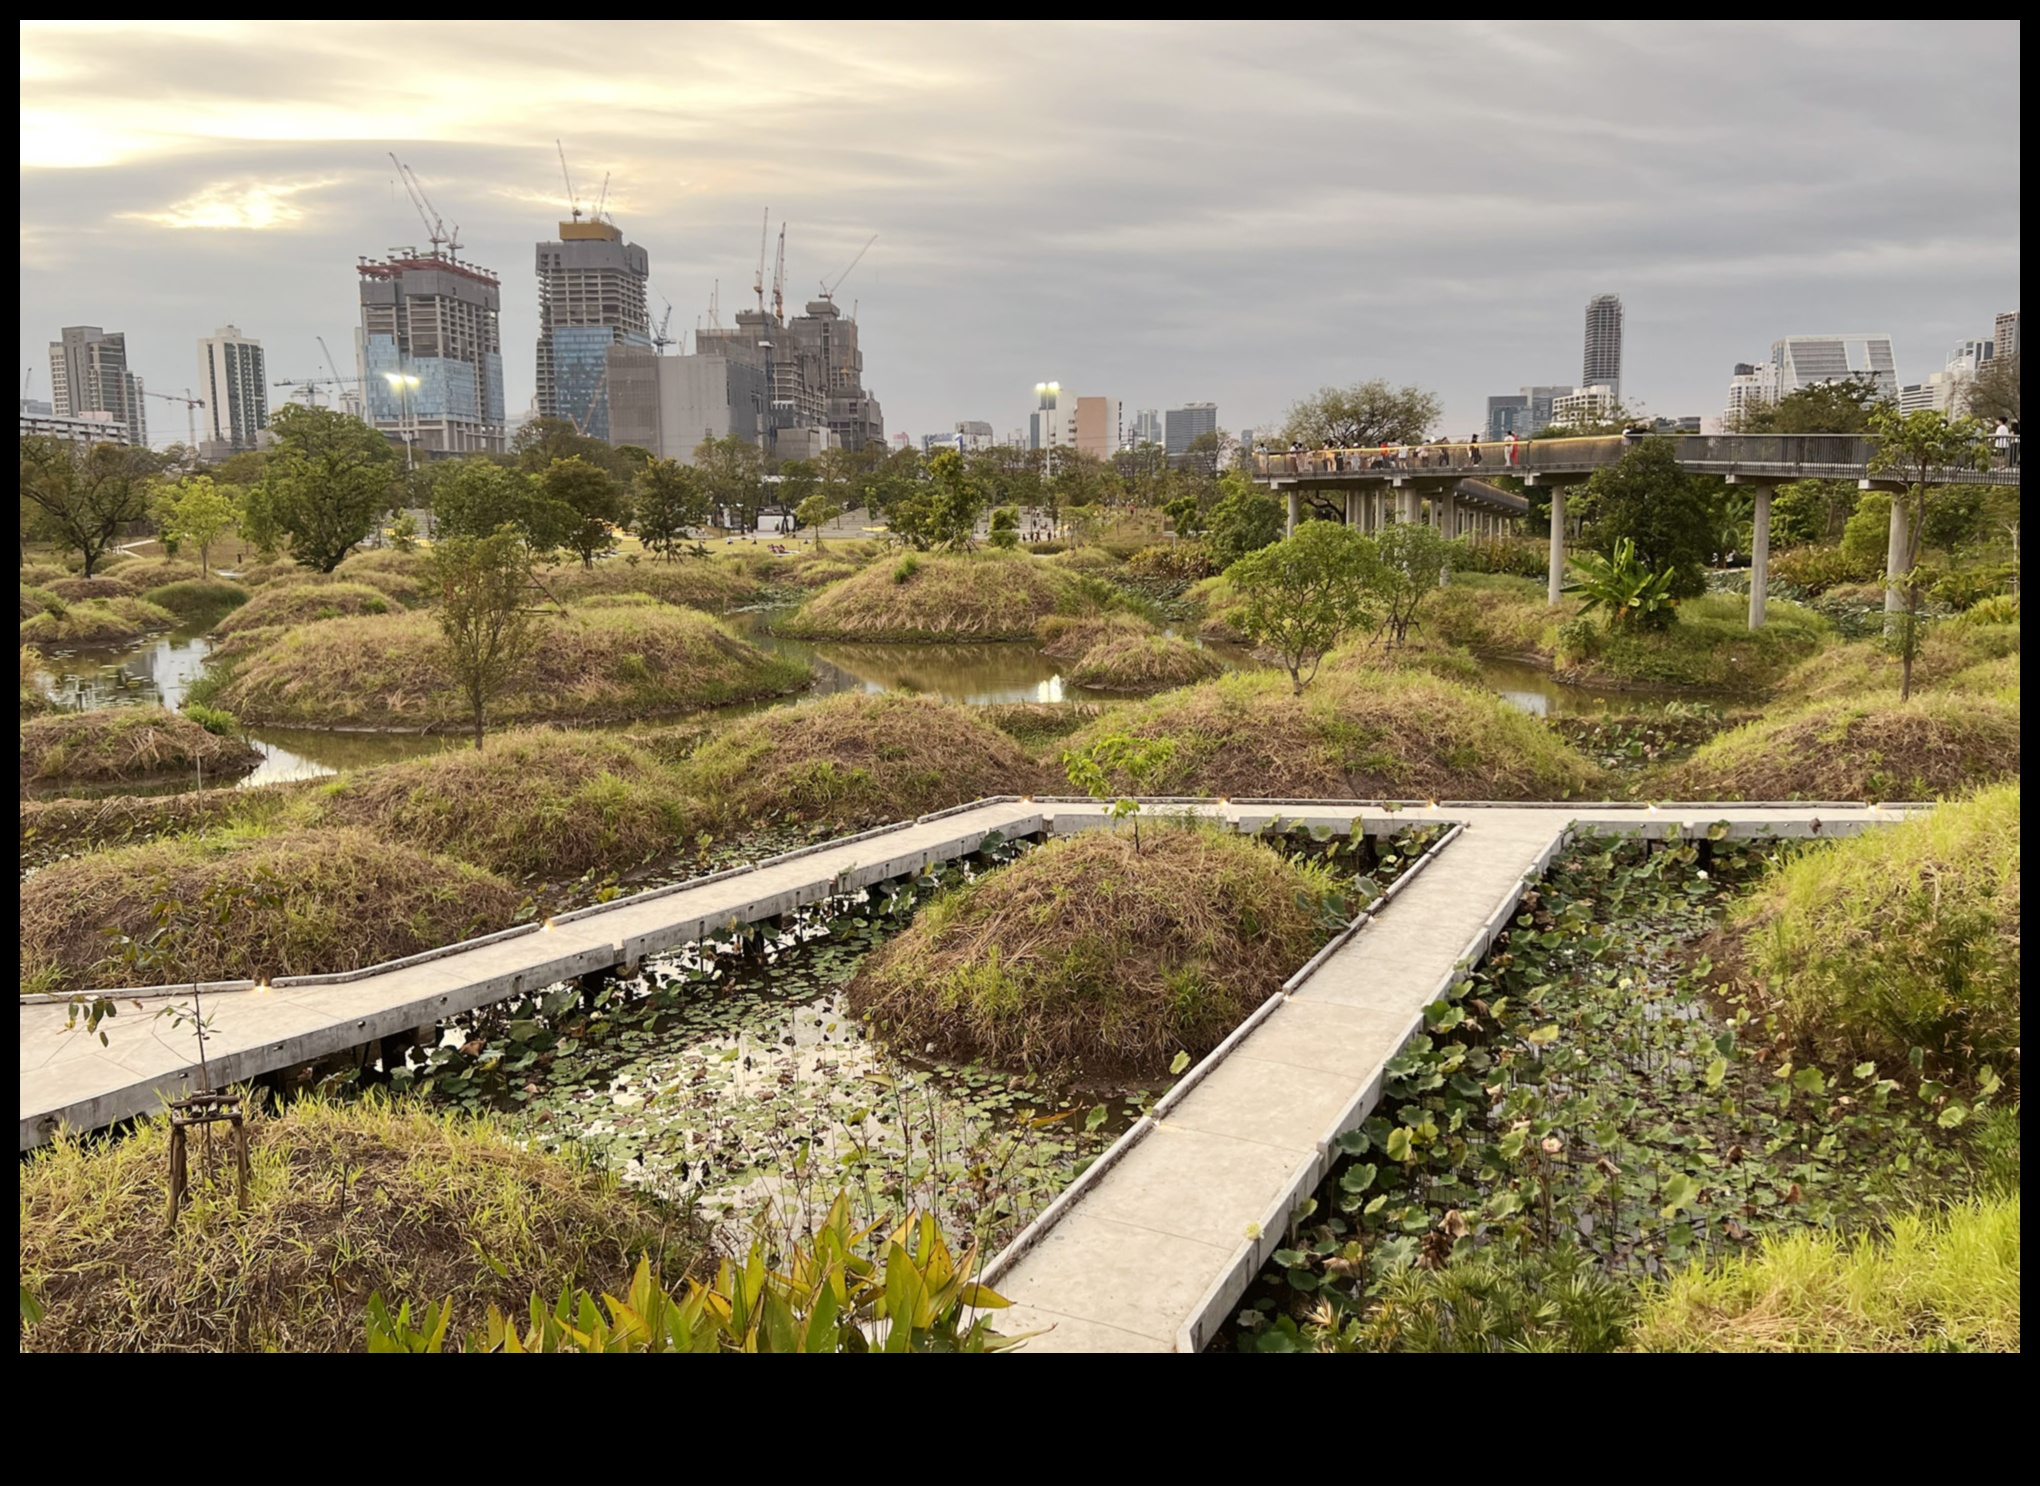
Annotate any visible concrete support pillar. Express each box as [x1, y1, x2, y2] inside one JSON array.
[[1884, 493, 1908, 613], [1546, 483, 1566, 606], [1344, 489, 1358, 529], [1402, 486, 1420, 524], [1440, 490, 1457, 539], [1286, 489, 1299, 540], [1748, 486, 1772, 631]]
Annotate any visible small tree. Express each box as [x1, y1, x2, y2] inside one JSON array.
[[694, 436, 766, 531], [542, 456, 631, 567], [1226, 521, 1380, 693], [256, 404, 397, 571], [1573, 438, 1718, 598], [634, 458, 708, 560], [1867, 407, 1991, 700], [431, 528, 542, 749], [795, 491, 844, 548], [987, 506, 1019, 549], [20, 436, 161, 577], [1062, 732, 1177, 854], [1369, 518, 1451, 646], [153, 475, 241, 577], [1203, 476, 1285, 568]]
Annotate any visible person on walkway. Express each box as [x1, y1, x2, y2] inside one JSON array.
[[1505, 430, 1520, 467], [2010, 420, 2021, 468], [1289, 438, 1304, 474], [1992, 419, 2013, 466], [1468, 434, 1483, 467]]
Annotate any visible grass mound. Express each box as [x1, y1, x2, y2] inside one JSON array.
[[20, 783, 306, 866], [1050, 546, 1121, 573], [141, 579, 251, 620], [979, 701, 1118, 748], [779, 551, 1097, 642], [547, 558, 763, 612], [18, 1097, 694, 1354], [20, 583, 62, 621], [1557, 594, 1830, 693], [234, 558, 306, 586], [314, 729, 696, 879], [213, 580, 402, 637], [1633, 1195, 2019, 1353], [21, 827, 523, 992], [19, 561, 70, 587], [20, 596, 177, 647], [1036, 611, 1150, 661], [1777, 623, 2019, 703], [680, 691, 1040, 829], [1070, 631, 1225, 692], [848, 826, 1336, 1076], [1732, 783, 2019, 1075], [47, 574, 140, 601], [1429, 573, 1568, 658], [20, 704, 261, 786], [1656, 694, 2020, 802], [1184, 575, 1250, 642], [104, 556, 204, 588], [1063, 668, 1597, 801], [213, 608, 807, 730]]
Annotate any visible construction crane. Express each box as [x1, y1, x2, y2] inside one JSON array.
[[556, 140, 582, 222], [271, 373, 361, 410], [593, 171, 611, 224], [387, 152, 460, 259], [752, 209, 770, 316], [707, 278, 721, 330], [819, 233, 876, 302], [573, 366, 612, 438], [144, 387, 206, 448], [650, 285, 676, 352], [771, 222, 787, 325]]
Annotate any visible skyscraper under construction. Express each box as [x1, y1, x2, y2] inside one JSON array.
[[536, 215, 651, 443]]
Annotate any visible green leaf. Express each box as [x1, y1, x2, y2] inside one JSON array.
[[1168, 1050, 1191, 1075], [1792, 1066, 1826, 1095], [1704, 1057, 1727, 1092], [1083, 1103, 1108, 1133], [1338, 1163, 1378, 1195], [1659, 1172, 1700, 1218], [1937, 1102, 1969, 1130], [1386, 1127, 1414, 1163], [1526, 1024, 1560, 1046]]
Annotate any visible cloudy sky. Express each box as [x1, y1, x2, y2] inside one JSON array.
[[19, 20, 2021, 446]]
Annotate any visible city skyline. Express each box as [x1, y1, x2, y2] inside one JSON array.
[[20, 21, 2020, 447]]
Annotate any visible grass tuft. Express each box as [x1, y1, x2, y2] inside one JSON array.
[[19, 704, 261, 786]]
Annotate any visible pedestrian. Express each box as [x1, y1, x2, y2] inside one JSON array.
[[1992, 419, 2012, 466], [1289, 438, 1304, 474], [2010, 420, 2021, 468], [1468, 433, 1483, 467], [1505, 430, 1519, 467]]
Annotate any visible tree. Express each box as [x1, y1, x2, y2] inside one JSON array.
[[541, 456, 631, 567], [795, 491, 844, 548], [1771, 478, 1860, 545], [153, 474, 241, 576], [694, 436, 767, 531], [1962, 352, 2019, 424], [987, 506, 1020, 549], [1282, 380, 1441, 449], [777, 459, 819, 527], [1163, 494, 1207, 539], [634, 459, 709, 559], [430, 459, 548, 546], [512, 417, 620, 477], [1867, 407, 1990, 700], [1371, 518, 1451, 646], [21, 437, 163, 576], [1203, 476, 1285, 568], [1226, 521, 1380, 693], [255, 404, 396, 571], [1733, 374, 1890, 435], [1573, 438, 1719, 598], [431, 528, 543, 749], [888, 449, 983, 550], [1061, 733, 1177, 854]]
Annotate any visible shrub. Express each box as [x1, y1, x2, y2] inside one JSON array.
[[1555, 593, 1830, 693], [19, 1097, 694, 1354], [679, 691, 1041, 829], [1732, 783, 2019, 1076], [779, 551, 1098, 642], [212, 579, 398, 637], [1632, 1196, 2019, 1353], [21, 827, 524, 991], [1123, 543, 1217, 584], [1062, 667, 1597, 801], [181, 703, 241, 737], [314, 729, 696, 879], [19, 704, 261, 785], [1930, 565, 2016, 612], [1956, 594, 2019, 627], [849, 826, 1339, 1076], [1768, 544, 1878, 596], [20, 583, 64, 621], [1449, 534, 1547, 580], [1656, 694, 2020, 801]]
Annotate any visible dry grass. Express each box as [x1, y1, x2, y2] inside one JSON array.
[[334, 550, 431, 605], [21, 827, 524, 991], [47, 575, 140, 602], [1633, 1196, 2019, 1353], [234, 558, 307, 587], [1036, 612, 1150, 662], [20, 596, 177, 647], [848, 826, 1337, 1077], [1776, 623, 2020, 704], [21, 783, 307, 865], [1062, 667, 1598, 800], [1183, 574, 1250, 641], [778, 551, 1097, 642], [1731, 782, 2020, 1075], [1654, 694, 2021, 802], [1070, 631, 1225, 693], [19, 705, 261, 786], [19, 562, 70, 587], [19, 1096, 697, 1353], [20, 584, 62, 621], [680, 691, 1042, 829], [313, 728, 698, 880], [1049, 546, 1121, 573], [979, 701, 1120, 748], [545, 558, 764, 612], [213, 607, 808, 730], [106, 557, 205, 588], [212, 580, 402, 637]]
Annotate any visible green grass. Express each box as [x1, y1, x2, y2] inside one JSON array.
[[1776, 622, 2019, 704], [1632, 1195, 2020, 1353], [777, 550, 1100, 642], [19, 596, 177, 647], [312, 728, 698, 880], [545, 557, 765, 612], [1557, 594, 1831, 693], [20, 783, 308, 868], [212, 579, 400, 637], [19, 704, 262, 786], [1060, 666, 1598, 801], [1655, 693, 2020, 802], [679, 691, 1043, 829], [212, 607, 808, 730], [1732, 783, 2020, 1077], [19, 1096, 697, 1354], [1427, 572, 1569, 658], [849, 825, 1339, 1077], [141, 579, 251, 620], [21, 826, 524, 992]]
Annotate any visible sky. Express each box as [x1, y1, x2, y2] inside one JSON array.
[[18, 20, 2023, 448]]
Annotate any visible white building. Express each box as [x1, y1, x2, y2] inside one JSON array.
[[1768, 334, 1899, 401], [1550, 384, 1617, 428], [21, 406, 130, 446], [1724, 360, 1779, 429], [196, 325, 269, 455]]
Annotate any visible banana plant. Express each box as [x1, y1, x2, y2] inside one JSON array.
[[1562, 538, 1679, 629]]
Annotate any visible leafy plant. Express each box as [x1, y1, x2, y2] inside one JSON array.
[[1061, 731, 1177, 852], [1226, 521, 1380, 692], [1563, 537, 1679, 630]]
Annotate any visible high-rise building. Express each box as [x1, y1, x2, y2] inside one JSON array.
[[20, 406, 130, 446], [535, 218, 650, 443], [1947, 338, 1995, 377], [1724, 361, 1779, 428], [605, 346, 766, 464], [1486, 395, 1530, 441], [954, 421, 995, 451], [1165, 402, 1217, 457], [48, 326, 146, 447], [1029, 382, 1070, 451], [690, 295, 883, 455], [196, 325, 268, 454], [1766, 334, 1898, 401], [1073, 396, 1115, 458], [1994, 311, 2020, 362], [356, 249, 506, 456], [1582, 294, 1623, 404], [1131, 408, 1162, 447]]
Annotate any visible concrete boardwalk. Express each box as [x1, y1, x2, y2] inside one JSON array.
[[982, 801, 1908, 1352]]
